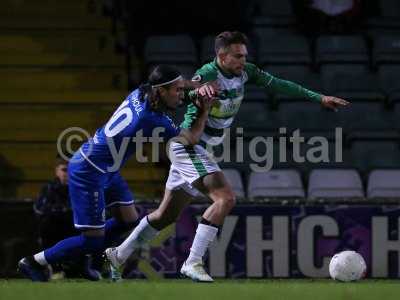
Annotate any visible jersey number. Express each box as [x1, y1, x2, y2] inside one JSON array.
[[104, 99, 133, 137]]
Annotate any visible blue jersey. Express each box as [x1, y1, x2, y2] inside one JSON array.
[[79, 89, 180, 173]]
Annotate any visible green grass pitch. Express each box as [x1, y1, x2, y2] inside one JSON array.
[[1, 279, 399, 300]]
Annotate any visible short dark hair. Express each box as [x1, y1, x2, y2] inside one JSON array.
[[215, 31, 249, 54]]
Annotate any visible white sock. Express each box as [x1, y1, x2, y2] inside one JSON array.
[[33, 251, 48, 266], [186, 223, 218, 265], [117, 216, 158, 263]]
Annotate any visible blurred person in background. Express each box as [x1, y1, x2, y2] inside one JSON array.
[[33, 156, 100, 280], [34, 156, 73, 252], [295, 0, 365, 34]]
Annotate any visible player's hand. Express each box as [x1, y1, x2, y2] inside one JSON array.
[[321, 96, 350, 112], [195, 95, 215, 114], [196, 81, 220, 98]]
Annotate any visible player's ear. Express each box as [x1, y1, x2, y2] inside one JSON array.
[[217, 49, 228, 64], [217, 51, 225, 61]]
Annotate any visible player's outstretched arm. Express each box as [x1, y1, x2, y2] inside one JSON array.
[[268, 77, 351, 111], [246, 63, 350, 111]]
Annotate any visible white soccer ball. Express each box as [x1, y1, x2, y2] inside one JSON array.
[[329, 250, 366, 282]]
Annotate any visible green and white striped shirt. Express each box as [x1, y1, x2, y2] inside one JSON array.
[[182, 60, 322, 145]]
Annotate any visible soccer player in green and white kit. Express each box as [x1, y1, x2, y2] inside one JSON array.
[[105, 31, 349, 282]]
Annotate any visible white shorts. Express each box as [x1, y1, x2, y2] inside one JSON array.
[[165, 141, 220, 197]]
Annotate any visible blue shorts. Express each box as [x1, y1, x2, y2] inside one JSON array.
[[68, 152, 134, 229]]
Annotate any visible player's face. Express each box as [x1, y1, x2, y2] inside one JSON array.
[[161, 79, 184, 110], [55, 164, 68, 185], [221, 43, 248, 76]]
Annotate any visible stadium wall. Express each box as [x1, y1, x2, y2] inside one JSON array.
[[1, 202, 399, 279]]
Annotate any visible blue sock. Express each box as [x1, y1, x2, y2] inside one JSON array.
[[104, 218, 138, 248], [44, 234, 104, 265], [43, 219, 138, 265]]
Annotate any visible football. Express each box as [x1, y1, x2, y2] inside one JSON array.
[[329, 250, 367, 282]]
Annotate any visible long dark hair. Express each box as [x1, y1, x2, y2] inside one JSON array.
[[138, 65, 181, 110]]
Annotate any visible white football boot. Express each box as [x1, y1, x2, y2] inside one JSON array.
[[180, 261, 214, 282], [104, 247, 124, 282]]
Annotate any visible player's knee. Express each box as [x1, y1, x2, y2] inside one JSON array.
[[220, 191, 236, 212]]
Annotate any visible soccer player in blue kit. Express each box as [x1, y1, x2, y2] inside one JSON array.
[[18, 65, 214, 281]]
